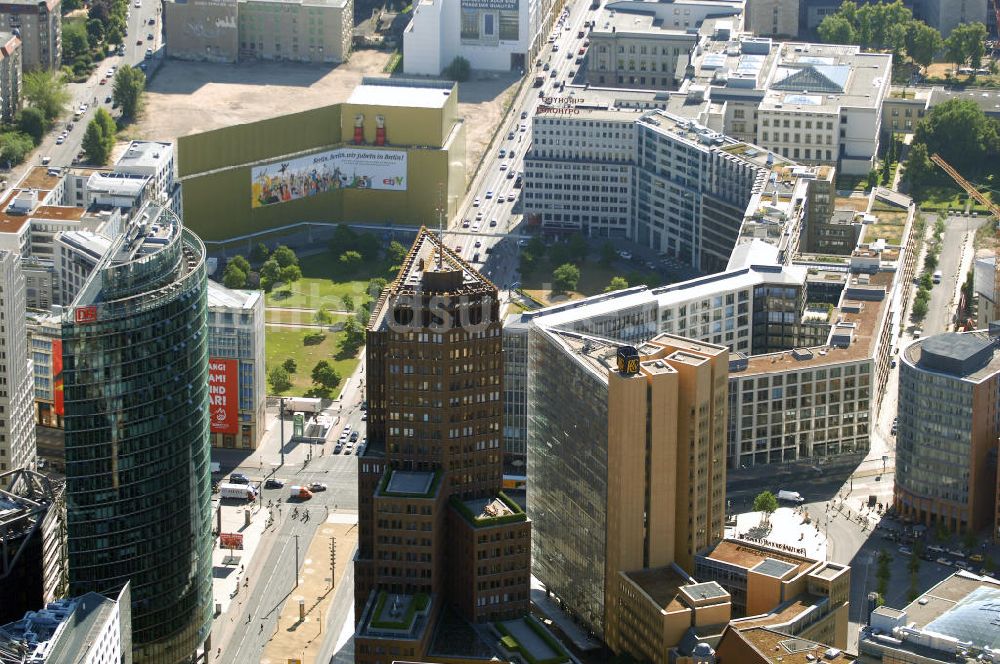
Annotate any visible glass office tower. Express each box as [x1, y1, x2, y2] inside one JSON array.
[[62, 205, 213, 664]]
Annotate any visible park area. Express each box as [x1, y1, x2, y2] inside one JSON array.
[[234, 230, 403, 397]]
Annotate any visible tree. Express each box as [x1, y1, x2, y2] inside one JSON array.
[[328, 223, 358, 255], [387, 240, 408, 265], [272, 245, 298, 268], [605, 276, 629, 292], [268, 366, 292, 393], [753, 491, 779, 522], [17, 107, 47, 144], [340, 250, 362, 266], [279, 264, 302, 285], [567, 234, 588, 263], [259, 257, 282, 291], [85, 17, 105, 42], [251, 242, 269, 263], [112, 65, 145, 120], [552, 263, 580, 293], [526, 237, 546, 258], [82, 119, 111, 164], [314, 307, 333, 325], [282, 358, 297, 373], [342, 294, 354, 311], [914, 99, 1000, 174], [817, 14, 857, 45], [342, 317, 366, 350], [311, 360, 342, 391], [222, 263, 247, 289], [600, 241, 617, 266], [912, 297, 929, 317], [945, 22, 987, 70], [0, 132, 35, 165], [61, 20, 90, 63], [23, 70, 70, 121], [904, 142, 934, 188], [368, 277, 388, 298], [443, 56, 471, 82], [228, 255, 250, 274], [906, 22, 942, 68]]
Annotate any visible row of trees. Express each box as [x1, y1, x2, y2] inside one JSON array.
[[0, 71, 71, 167], [905, 99, 1000, 187], [63, 0, 131, 78], [222, 245, 302, 291], [268, 358, 343, 395], [816, 0, 987, 71], [82, 108, 117, 164]]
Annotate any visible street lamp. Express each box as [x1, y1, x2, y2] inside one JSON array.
[[279, 397, 287, 468]]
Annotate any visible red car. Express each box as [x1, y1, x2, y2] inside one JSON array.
[[99, 78, 106, 85]]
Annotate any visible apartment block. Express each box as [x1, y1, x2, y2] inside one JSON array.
[[164, 0, 352, 64], [895, 330, 1000, 537], [0, 32, 20, 122], [0, 0, 57, 70], [354, 229, 530, 664]]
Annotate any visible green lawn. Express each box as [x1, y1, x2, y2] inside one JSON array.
[[264, 310, 349, 326], [265, 327, 361, 397], [264, 253, 394, 310], [520, 258, 661, 306]]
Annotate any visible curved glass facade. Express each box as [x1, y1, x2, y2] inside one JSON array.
[[63, 214, 213, 664]]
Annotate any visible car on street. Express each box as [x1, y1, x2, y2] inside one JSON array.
[[549, 69, 557, 78], [499, 163, 507, 171], [137, 39, 143, 45], [361, 412, 367, 421], [474, 240, 482, 248], [264, 478, 286, 489], [485, 190, 494, 199], [543, 63, 550, 71], [147, 32, 154, 40], [955, 560, 972, 570], [41, 156, 51, 165], [149, 16, 156, 24], [936, 557, 952, 566], [507, 169, 516, 179], [145, 48, 153, 58], [499, 149, 506, 158], [618, 250, 632, 260], [473, 197, 481, 207], [350, 431, 359, 442], [229, 473, 250, 484], [508, 131, 515, 140], [55, 136, 64, 144], [307, 482, 328, 492], [333, 443, 343, 453], [970, 553, 985, 563], [104, 96, 112, 104], [520, 123, 527, 132], [462, 219, 470, 228], [520, 111, 528, 119], [898, 546, 912, 556], [490, 217, 498, 226], [506, 193, 515, 202], [475, 211, 483, 221]]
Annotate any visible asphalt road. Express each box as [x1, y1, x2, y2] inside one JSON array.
[[922, 213, 987, 335]]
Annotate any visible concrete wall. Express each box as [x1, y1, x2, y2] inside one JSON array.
[[164, 0, 239, 62]]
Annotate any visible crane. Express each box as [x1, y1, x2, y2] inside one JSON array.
[[930, 153, 1000, 328]]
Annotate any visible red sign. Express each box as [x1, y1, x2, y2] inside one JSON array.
[[75, 306, 97, 323], [52, 338, 64, 416], [209, 358, 239, 435], [219, 533, 243, 550]]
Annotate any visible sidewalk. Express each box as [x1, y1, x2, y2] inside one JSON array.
[[529, 577, 601, 652], [211, 497, 271, 617], [260, 514, 358, 664]]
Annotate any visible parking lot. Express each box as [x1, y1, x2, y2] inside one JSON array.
[[132, 53, 519, 183]]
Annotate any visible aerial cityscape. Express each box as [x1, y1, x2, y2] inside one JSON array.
[[0, 0, 998, 660]]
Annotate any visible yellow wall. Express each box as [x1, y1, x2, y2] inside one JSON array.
[[746, 570, 783, 617], [647, 368, 679, 567]]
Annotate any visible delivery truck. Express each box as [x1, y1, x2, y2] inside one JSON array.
[[289, 485, 313, 501], [219, 482, 257, 501], [777, 490, 804, 503], [285, 397, 322, 414]]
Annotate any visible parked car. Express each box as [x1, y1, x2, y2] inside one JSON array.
[[349, 431, 359, 442], [898, 546, 912, 556], [936, 557, 952, 566]]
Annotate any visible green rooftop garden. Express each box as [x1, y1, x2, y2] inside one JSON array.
[[370, 592, 430, 631], [450, 491, 526, 527], [496, 617, 570, 664]]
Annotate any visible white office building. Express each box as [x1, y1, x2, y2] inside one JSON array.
[[404, 0, 549, 74], [113, 141, 176, 211], [0, 585, 132, 664], [0, 249, 34, 474]]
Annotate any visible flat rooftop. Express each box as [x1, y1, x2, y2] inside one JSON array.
[[624, 565, 691, 611], [348, 78, 454, 109], [704, 539, 815, 577], [905, 331, 1000, 382], [115, 141, 172, 170], [208, 279, 261, 311], [728, 627, 856, 663], [901, 572, 1000, 637], [463, 496, 517, 520], [22, 166, 61, 192], [385, 470, 434, 496]]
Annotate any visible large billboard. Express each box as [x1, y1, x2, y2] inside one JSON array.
[[461, 0, 519, 43], [251, 147, 408, 208], [209, 358, 239, 435], [53, 338, 63, 416]]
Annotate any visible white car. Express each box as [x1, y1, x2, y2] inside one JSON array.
[[134, 0, 141, 7], [499, 163, 508, 171], [618, 250, 632, 260], [473, 197, 481, 207], [55, 136, 64, 145]]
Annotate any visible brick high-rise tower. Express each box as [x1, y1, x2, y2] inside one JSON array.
[[354, 229, 530, 663]]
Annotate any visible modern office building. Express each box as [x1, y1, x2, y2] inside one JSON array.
[[860, 571, 1000, 662], [354, 229, 530, 664], [206, 279, 266, 450], [528, 331, 729, 641], [0, 0, 58, 70], [113, 142, 176, 209], [585, 1, 743, 90], [895, 330, 1000, 538], [0, 468, 66, 625], [164, 0, 352, 64], [0, 32, 20, 122], [62, 205, 213, 663], [0, 584, 131, 664], [716, 625, 855, 663], [0, 249, 35, 473], [973, 256, 1000, 329]]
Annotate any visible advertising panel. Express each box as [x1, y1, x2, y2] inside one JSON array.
[[251, 148, 407, 208], [209, 358, 239, 435], [53, 338, 63, 416], [220, 533, 244, 550], [460, 0, 519, 42]]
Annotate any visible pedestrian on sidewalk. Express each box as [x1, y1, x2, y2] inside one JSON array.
[[259, 623, 264, 634]]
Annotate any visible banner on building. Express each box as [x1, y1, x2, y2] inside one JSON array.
[[251, 147, 408, 208], [461, 0, 519, 42], [53, 338, 63, 417], [220, 533, 243, 550], [209, 358, 239, 435]]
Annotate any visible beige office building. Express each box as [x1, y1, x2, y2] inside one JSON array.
[[165, 0, 351, 64], [0, 32, 20, 122]]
